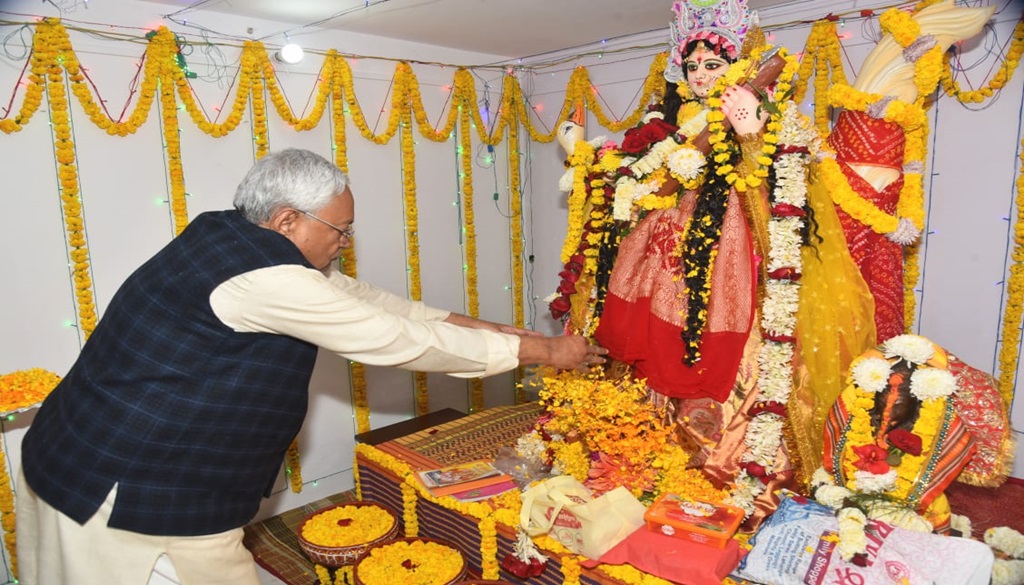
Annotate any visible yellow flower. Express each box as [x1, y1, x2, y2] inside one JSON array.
[[301, 504, 396, 547], [356, 539, 464, 585]]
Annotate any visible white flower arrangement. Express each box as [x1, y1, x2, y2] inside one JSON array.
[[630, 137, 679, 176], [851, 357, 893, 393], [815, 484, 853, 509], [909, 366, 957, 401], [950, 513, 973, 537], [983, 525, 1024, 585], [776, 106, 821, 157], [756, 341, 794, 402], [667, 145, 706, 180], [863, 500, 932, 533], [882, 334, 935, 365], [761, 280, 799, 336], [515, 430, 549, 463], [743, 413, 785, 466], [612, 176, 655, 221], [642, 110, 665, 123], [836, 507, 869, 560], [729, 99, 809, 518], [677, 108, 709, 139], [992, 559, 1024, 585], [852, 469, 897, 493], [765, 217, 804, 270], [725, 471, 761, 518], [986, 526, 1024, 559], [811, 466, 836, 490], [557, 168, 575, 193]]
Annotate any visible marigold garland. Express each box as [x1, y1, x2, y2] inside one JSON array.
[[505, 77, 527, 333], [285, 439, 303, 493], [457, 104, 485, 411], [792, 20, 848, 135], [250, 71, 270, 160], [0, 368, 59, 578], [0, 445, 14, 579], [393, 68, 430, 414], [996, 134, 1024, 410], [157, 36, 190, 235], [401, 481, 420, 537], [0, 23, 46, 134], [39, 20, 98, 338], [941, 15, 1024, 105]]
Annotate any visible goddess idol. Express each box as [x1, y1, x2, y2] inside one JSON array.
[[546, 0, 1006, 529]]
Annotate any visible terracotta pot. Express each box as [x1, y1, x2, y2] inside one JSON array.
[[296, 501, 400, 568]]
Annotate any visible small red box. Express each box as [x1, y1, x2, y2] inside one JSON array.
[[643, 494, 744, 549]]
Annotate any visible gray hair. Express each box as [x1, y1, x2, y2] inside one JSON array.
[[233, 148, 349, 224]]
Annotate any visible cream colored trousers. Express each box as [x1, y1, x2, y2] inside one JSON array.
[[16, 468, 261, 585]]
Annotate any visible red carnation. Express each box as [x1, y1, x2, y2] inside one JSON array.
[[852, 444, 891, 475], [887, 429, 923, 456]]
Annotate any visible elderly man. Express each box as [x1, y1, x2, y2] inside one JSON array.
[[17, 148, 605, 585]]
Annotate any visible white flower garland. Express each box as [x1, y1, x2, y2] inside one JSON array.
[[986, 527, 1024, 559], [836, 507, 869, 561], [986, 526, 1024, 585], [726, 103, 813, 517], [852, 469, 897, 493]]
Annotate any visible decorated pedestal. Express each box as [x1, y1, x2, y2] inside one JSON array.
[[353, 404, 699, 585]]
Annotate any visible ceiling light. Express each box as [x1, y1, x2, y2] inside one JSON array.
[[276, 43, 304, 64]]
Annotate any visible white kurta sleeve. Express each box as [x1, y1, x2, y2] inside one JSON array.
[[210, 265, 519, 378]]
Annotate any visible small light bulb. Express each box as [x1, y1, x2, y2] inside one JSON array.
[[277, 43, 304, 64]]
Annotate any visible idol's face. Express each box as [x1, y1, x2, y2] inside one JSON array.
[[685, 43, 729, 100]]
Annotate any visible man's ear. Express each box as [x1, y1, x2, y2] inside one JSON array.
[[265, 208, 301, 236]]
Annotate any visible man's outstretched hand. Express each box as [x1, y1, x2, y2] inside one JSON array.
[[519, 335, 609, 371]]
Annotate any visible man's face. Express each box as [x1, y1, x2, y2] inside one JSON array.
[[288, 187, 355, 270], [685, 43, 729, 100]]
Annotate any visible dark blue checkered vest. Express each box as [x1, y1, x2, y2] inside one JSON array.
[[23, 211, 319, 536]]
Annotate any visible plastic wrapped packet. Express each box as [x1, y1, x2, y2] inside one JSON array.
[[734, 495, 994, 585]]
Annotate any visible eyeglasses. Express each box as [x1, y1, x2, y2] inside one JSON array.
[[300, 210, 354, 240]]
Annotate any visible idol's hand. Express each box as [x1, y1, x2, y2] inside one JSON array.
[[721, 85, 768, 136]]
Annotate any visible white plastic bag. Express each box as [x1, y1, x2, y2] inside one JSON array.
[[519, 475, 646, 559]]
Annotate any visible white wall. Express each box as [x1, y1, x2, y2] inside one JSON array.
[[0, 0, 1021, 581]]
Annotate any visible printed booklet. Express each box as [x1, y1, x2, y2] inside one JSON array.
[[416, 460, 514, 497]]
